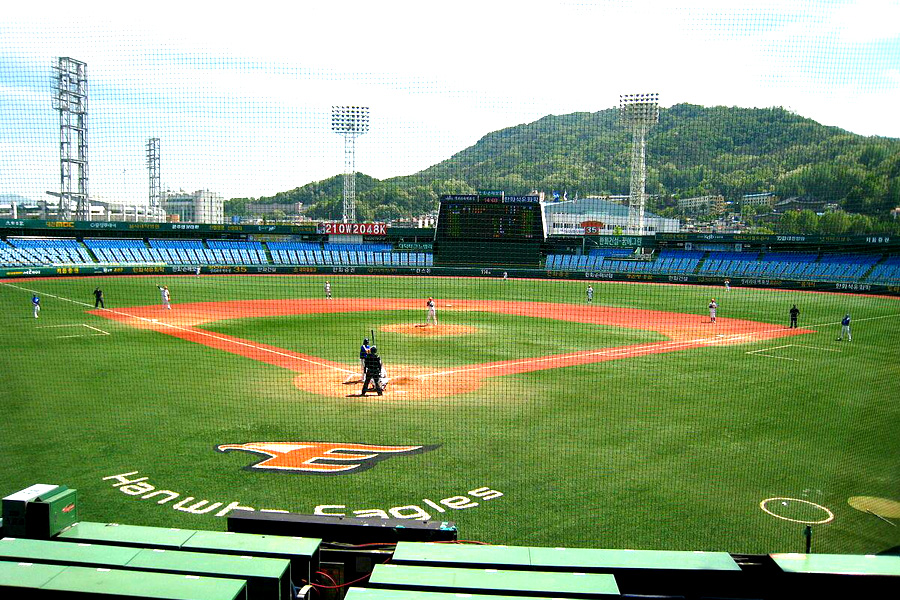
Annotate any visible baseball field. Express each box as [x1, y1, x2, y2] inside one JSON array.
[[1, 274, 898, 555]]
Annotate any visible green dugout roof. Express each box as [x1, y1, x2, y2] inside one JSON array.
[[57, 522, 197, 549], [40, 565, 247, 599], [392, 542, 740, 572], [770, 553, 900, 576], [0, 537, 141, 567], [346, 588, 569, 600], [0, 560, 68, 590], [369, 563, 619, 598]]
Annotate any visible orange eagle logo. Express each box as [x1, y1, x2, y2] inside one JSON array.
[[216, 442, 436, 475]]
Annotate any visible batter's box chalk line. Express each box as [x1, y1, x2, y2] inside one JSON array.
[[36, 323, 111, 339], [745, 343, 841, 361]]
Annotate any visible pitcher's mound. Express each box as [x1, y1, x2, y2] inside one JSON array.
[[380, 324, 478, 336]]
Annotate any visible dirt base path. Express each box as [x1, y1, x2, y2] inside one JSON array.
[[90, 298, 812, 399]]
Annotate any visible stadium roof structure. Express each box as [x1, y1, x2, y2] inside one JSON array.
[[543, 197, 668, 221]]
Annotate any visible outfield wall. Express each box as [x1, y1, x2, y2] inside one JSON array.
[[3, 263, 898, 296]]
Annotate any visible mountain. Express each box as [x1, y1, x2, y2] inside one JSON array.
[[227, 104, 900, 224]]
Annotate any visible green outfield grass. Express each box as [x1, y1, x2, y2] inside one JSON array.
[[1, 274, 898, 555]]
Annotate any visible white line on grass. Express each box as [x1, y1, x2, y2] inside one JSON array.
[[746, 345, 794, 354], [749, 353, 799, 362], [36, 323, 111, 338], [792, 344, 841, 352], [1, 282, 355, 375], [803, 313, 900, 330], [420, 332, 757, 379]]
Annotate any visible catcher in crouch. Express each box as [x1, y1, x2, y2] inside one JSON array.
[[361, 346, 389, 396]]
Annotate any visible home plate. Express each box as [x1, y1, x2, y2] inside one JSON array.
[[446, 304, 452, 307], [151, 319, 159, 322]]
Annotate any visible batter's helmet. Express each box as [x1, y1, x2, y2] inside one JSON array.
[[363, 338, 369, 344]]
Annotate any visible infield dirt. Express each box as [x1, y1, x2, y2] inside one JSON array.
[[90, 298, 811, 400]]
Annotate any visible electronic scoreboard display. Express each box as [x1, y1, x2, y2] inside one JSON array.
[[436, 193, 544, 241]]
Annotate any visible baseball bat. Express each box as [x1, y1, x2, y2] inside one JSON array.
[[371, 328, 376, 348]]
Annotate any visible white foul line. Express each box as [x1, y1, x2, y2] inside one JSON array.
[[36, 323, 110, 338], [2, 282, 355, 374], [419, 332, 757, 379]]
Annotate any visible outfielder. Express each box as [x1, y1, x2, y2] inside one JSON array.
[[837, 314, 852, 341], [324, 281, 332, 299], [426, 297, 437, 326], [157, 285, 171, 310], [708, 298, 718, 323], [587, 285, 594, 304], [32, 294, 40, 319]]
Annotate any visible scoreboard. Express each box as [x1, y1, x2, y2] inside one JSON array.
[[435, 193, 544, 241]]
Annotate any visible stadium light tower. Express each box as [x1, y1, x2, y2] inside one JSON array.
[[331, 106, 369, 223], [620, 93, 659, 235], [53, 57, 89, 220], [147, 137, 161, 221]]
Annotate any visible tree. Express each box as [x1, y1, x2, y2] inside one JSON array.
[[796, 210, 819, 233], [818, 211, 851, 234]]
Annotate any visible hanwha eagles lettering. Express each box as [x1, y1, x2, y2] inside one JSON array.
[[216, 442, 438, 474]]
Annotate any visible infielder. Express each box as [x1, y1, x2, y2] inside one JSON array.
[[587, 285, 594, 304], [324, 281, 332, 299], [32, 294, 40, 319], [724, 279, 731, 292], [837, 314, 851, 341], [426, 297, 437, 325], [157, 285, 172, 310], [789, 304, 800, 328], [93, 287, 105, 308], [708, 298, 718, 323]]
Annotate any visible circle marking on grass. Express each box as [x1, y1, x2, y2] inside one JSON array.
[[760, 497, 835, 524]]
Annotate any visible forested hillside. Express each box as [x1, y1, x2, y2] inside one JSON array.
[[227, 104, 900, 227]]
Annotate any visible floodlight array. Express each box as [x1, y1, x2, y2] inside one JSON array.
[[331, 106, 370, 134], [619, 93, 659, 125]]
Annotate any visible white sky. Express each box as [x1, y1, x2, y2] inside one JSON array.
[[1, 0, 898, 204]]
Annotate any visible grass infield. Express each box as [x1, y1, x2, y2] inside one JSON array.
[[1, 274, 898, 555]]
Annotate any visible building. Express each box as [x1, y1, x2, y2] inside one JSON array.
[[772, 196, 835, 214], [164, 189, 224, 224], [742, 192, 777, 208], [90, 198, 166, 222], [677, 195, 725, 215], [0, 196, 165, 222], [543, 197, 679, 236]]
